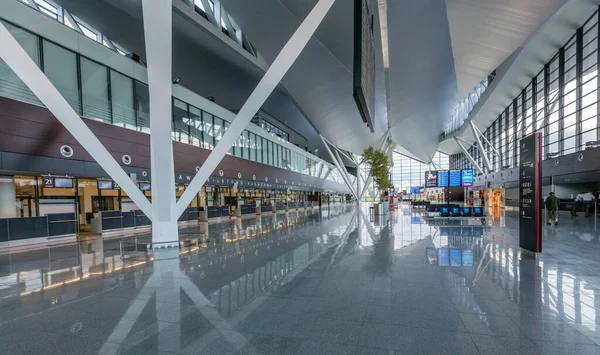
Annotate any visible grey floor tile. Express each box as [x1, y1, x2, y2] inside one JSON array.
[[531, 340, 600, 355], [237, 334, 302, 355], [469, 334, 538, 355], [308, 317, 364, 345], [358, 322, 419, 352], [451, 297, 507, 316], [413, 329, 479, 355], [294, 340, 360, 355], [518, 320, 596, 345], [459, 313, 526, 337]]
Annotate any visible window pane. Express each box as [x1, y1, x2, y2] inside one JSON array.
[[582, 129, 598, 145], [582, 117, 597, 131], [80, 58, 110, 122], [110, 71, 135, 129], [43, 40, 80, 113], [203, 112, 214, 149], [134, 81, 150, 132], [173, 99, 189, 143], [0, 21, 41, 105], [189, 106, 202, 147], [582, 104, 597, 121]]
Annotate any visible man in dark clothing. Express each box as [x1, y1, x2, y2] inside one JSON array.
[[546, 192, 560, 226]]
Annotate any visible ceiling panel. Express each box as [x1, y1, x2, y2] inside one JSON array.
[[386, 0, 459, 162], [219, 0, 388, 155], [446, 0, 568, 98]]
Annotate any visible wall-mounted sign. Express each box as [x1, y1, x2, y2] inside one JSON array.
[[42, 176, 54, 188], [138, 182, 151, 191], [54, 177, 74, 189], [98, 179, 114, 190]]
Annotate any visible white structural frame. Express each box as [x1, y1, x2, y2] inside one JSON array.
[[0, 20, 153, 219], [472, 123, 500, 157], [176, 0, 337, 218], [142, 0, 178, 245], [321, 135, 358, 200], [470, 121, 492, 172], [454, 137, 484, 174]]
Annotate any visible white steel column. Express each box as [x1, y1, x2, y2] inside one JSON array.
[[454, 137, 484, 174], [176, 0, 337, 218], [0, 21, 153, 219], [470, 121, 492, 172], [353, 154, 361, 202], [142, 0, 178, 245]]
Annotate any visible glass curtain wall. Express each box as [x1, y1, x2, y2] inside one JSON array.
[[392, 152, 449, 192], [0, 19, 343, 185], [450, 10, 600, 173]]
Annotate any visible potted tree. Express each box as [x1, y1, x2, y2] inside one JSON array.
[[362, 146, 392, 212]]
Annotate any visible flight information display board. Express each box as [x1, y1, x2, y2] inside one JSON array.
[[461, 168, 474, 186], [519, 133, 542, 254], [449, 170, 461, 187], [437, 171, 449, 187], [424, 171, 438, 188]]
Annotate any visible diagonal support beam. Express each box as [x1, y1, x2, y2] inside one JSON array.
[[0, 21, 153, 219], [472, 123, 500, 157], [176, 0, 337, 218], [321, 136, 358, 199], [454, 137, 484, 174], [142, 0, 177, 243], [470, 121, 492, 172]]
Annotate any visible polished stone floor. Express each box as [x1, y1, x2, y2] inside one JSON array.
[[2, 204, 600, 354]]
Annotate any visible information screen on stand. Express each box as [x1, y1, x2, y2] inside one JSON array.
[[519, 133, 542, 253]]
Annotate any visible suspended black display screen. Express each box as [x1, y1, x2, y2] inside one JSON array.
[[353, 0, 375, 132], [519, 133, 542, 254]]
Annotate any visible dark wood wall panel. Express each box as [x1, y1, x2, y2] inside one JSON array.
[[0, 97, 348, 192]]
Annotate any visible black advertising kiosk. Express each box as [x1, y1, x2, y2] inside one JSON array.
[[519, 133, 542, 256]]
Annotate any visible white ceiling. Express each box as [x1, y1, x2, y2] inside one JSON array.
[[439, 0, 600, 155], [446, 0, 568, 98], [219, 0, 389, 156]]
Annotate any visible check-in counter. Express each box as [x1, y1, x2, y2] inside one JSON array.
[[0, 213, 77, 249]]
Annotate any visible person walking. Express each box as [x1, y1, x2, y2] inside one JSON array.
[[546, 192, 560, 226], [572, 192, 584, 217], [583, 191, 595, 217]]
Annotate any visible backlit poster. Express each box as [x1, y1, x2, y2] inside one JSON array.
[[425, 171, 438, 188]]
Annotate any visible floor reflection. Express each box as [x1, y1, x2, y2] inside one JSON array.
[[2, 204, 600, 354]]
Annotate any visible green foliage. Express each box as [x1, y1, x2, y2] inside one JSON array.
[[362, 146, 392, 190]]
